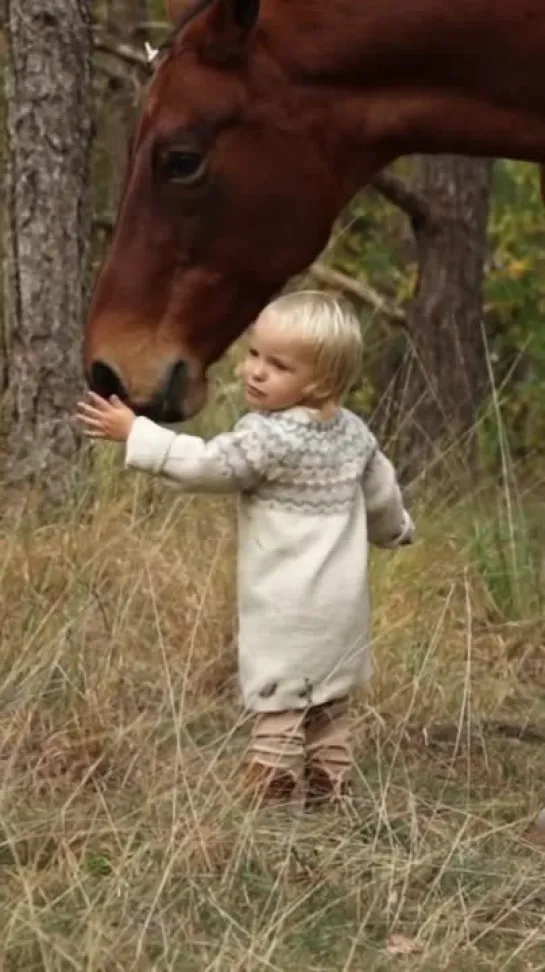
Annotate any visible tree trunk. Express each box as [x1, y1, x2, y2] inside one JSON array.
[[384, 157, 492, 480], [3, 0, 93, 494]]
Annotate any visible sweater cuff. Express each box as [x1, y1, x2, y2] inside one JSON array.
[[125, 416, 177, 473], [398, 510, 415, 545]]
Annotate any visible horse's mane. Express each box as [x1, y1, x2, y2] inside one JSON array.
[[158, 0, 215, 55]]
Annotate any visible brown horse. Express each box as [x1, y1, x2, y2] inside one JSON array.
[[86, 0, 545, 422]]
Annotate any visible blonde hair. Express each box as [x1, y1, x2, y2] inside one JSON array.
[[261, 290, 363, 401]]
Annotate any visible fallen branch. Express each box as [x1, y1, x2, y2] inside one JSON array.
[[93, 216, 116, 235], [402, 719, 545, 746], [370, 170, 431, 225], [309, 263, 406, 324], [94, 30, 149, 70], [94, 58, 140, 86], [136, 21, 168, 30]]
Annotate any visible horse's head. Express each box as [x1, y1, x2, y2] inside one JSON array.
[[86, 0, 375, 421], [86, 0, 545, 420]]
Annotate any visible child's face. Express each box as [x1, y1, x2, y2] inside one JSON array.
[[241, 313, 317, 412]]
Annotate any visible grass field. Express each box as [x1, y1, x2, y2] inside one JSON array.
[[2, 400, 545, 971]]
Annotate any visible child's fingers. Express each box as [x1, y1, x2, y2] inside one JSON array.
[[76, 399, 100, 413], [83, 423, 107, 436], [76, 402, 107, 422], [85, 391, 111, 410], [77, 410, 107, 431]]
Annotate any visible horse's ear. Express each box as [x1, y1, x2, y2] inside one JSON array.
[[195, 0, 260, 64], [166, 0, 191, 22], [166, 0, 260, 30], [229, 0, 260, 33]]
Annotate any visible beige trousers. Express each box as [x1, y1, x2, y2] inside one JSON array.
[[249, 696, 352, 788]]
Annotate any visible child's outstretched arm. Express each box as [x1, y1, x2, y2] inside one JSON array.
[[76, 393, 279, 493], [125, 412, 278, 492], [362, 447, 414, 548]]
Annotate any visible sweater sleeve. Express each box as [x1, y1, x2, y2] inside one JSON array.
[[124, 412, 278, 493], [362, 446, 415, 548]]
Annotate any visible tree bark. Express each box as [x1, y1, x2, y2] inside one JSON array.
[[383, 157, 492, 479], [3, 0, 93, 494]]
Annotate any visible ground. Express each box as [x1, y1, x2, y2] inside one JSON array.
[[1, 431, 545, 971]]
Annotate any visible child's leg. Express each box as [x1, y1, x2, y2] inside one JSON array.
[[244, 710, 305, 803], [304, 696, 352, 803]]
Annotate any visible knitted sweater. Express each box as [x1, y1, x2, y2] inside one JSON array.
[[125, 406, 413, 712]]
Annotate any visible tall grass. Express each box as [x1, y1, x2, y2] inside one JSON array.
[[1, 381, 545, 971]]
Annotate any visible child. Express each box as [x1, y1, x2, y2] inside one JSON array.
[[77, 291, 414, 808]]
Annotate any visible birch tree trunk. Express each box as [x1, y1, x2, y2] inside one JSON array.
[[3, 0, 93, 494]]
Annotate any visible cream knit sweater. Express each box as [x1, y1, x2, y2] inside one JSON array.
[[125, 406, 413, 712]]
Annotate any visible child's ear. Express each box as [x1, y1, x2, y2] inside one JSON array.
[[304, 381, 328, 402]]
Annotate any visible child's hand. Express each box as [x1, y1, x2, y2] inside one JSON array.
[[398, 510, 415, 545], [76, 392, 136, 442]]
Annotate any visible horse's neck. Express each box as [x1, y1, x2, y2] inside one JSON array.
[[267, 0, 545, 181], [273, 0, 540, 93]]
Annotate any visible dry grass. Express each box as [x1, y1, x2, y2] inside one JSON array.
[[2, 419, 545, 971]]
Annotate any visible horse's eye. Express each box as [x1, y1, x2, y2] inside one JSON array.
[[163, 150, 207, 185]]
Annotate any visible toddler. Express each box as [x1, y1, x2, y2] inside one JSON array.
[[77, 291, 414, 807]]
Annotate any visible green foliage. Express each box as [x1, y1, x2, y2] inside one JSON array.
[[486, 162, 545, 453], [468, 497, 544, 621]]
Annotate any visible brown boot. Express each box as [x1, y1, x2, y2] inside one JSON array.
[[304, 764, 353, 810], [242, 760, 299, 807]]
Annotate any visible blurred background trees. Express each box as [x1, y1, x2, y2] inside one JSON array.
[[339, 158, 493, 481], [326, 155, 545, 485]]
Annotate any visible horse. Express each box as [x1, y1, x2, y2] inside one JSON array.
[[85, 0, 545, 422]]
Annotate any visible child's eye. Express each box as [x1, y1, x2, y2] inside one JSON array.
[[248, 346, 259, 358], [271, 357, 290, 372]]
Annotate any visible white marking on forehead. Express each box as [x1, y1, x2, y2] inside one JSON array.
[[145, 42, 159, 63]]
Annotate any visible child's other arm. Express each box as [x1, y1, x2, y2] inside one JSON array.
[[362, 448, 414, 548]]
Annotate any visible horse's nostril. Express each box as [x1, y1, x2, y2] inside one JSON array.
[[164, 360, 188, 415], [89, 360, 128, 401], [87, 358, 187, 422]]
